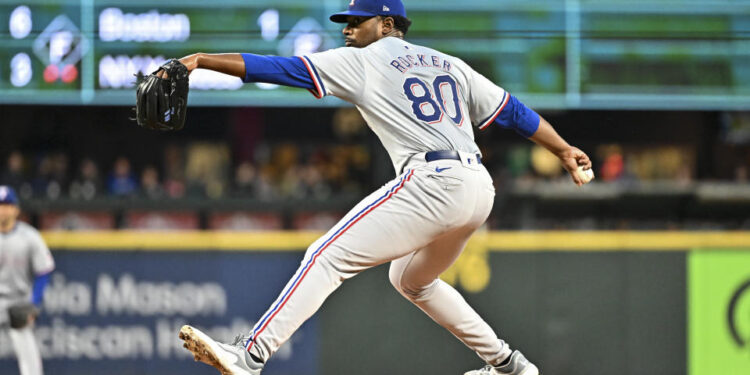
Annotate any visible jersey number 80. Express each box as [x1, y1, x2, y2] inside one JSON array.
[[402, 75, 463, 126]]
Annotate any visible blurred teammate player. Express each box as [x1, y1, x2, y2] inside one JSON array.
[[0, 186, 55, 375], [177, 1, 592, 374]]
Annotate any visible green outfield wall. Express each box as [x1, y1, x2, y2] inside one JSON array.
[[689, 250, 750, 375], [35, 231, 750, 375], [321, 251, 687, 375]]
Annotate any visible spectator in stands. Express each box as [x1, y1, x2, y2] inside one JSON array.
[[48, 153, 69, 199], [140, 165, 165, 200], [185, 143, 230, 199], [735, 151, 749, 182], [279, 165, 303, 198], [233, 161, 258, 198], [1, 151, 27, 192], [299, 161, 331, 199], [255, 166, 277, 201], [232, 161, 276, 200], [736, 165, 748, 182], [69, 158, 101, 200], [28, 152, 69, 200], [163, 144, 186, 199], [107, 157, 137, 197], [30, 155, 53, 199]]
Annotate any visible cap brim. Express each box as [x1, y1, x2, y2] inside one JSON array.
[[330, 10, 377, 23]]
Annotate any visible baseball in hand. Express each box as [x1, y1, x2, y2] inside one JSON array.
[[575, 166, 594, 184]]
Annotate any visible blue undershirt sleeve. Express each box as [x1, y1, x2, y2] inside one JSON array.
[[31, 271, 51, 306], [493, 95, 540, 138], [241, 53, 316, 90]]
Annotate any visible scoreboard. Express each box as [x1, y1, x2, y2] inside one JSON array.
[[1, 0, 749, 110], [0, 0, 344, 107]]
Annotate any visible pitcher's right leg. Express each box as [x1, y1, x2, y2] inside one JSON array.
[[388, 227, 511, 366]]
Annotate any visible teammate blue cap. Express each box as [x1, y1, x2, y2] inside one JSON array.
[[0, 186, 19, 205], [330, 0, 407, 23]]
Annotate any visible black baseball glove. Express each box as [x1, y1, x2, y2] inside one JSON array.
[[134, 59, 190, 131], [8, 302, 39, 329]]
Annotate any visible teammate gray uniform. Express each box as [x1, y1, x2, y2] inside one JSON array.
[[179, 1, 593, 374], [1, 187, 55, 375]]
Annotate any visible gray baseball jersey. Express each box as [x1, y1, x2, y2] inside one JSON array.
[[0, 222, 55, 306], [302, 36, 508, 173]]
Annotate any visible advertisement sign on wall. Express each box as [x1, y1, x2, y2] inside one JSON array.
[[0, 251, 319, 375], [689, 250, 750, 375]]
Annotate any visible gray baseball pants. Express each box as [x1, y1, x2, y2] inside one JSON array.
[[245, 153, 511, 366], [9, 326, 44, 375]]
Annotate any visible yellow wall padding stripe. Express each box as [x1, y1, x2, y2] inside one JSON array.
[[42, 231, 750, 251], [483, 231, 750, 250], [42, 231, 322, 251]]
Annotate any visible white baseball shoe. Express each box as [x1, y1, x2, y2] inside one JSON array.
[[464, 350, 539, 375], [179, 325, 264, 375]]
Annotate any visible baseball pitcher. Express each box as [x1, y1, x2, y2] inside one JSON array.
[[168, 1, 593, 374], [0, 186, 55, 375]]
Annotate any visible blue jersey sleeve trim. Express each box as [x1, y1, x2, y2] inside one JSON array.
[[298, 56, 326, 99], [31, 271, 51, 306], [478, 92, 509, 129], [480, 94, 540, 138], [240, 53, 316, 91]]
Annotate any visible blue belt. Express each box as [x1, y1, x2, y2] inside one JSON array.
[[425, 150, 482, 165]]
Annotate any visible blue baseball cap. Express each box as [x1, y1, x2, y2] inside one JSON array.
[[330, 0, 407, 23], [0, 186, 19, 205]]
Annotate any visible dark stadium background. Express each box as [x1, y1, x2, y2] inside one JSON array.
[[1, 1, 749, 374]]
